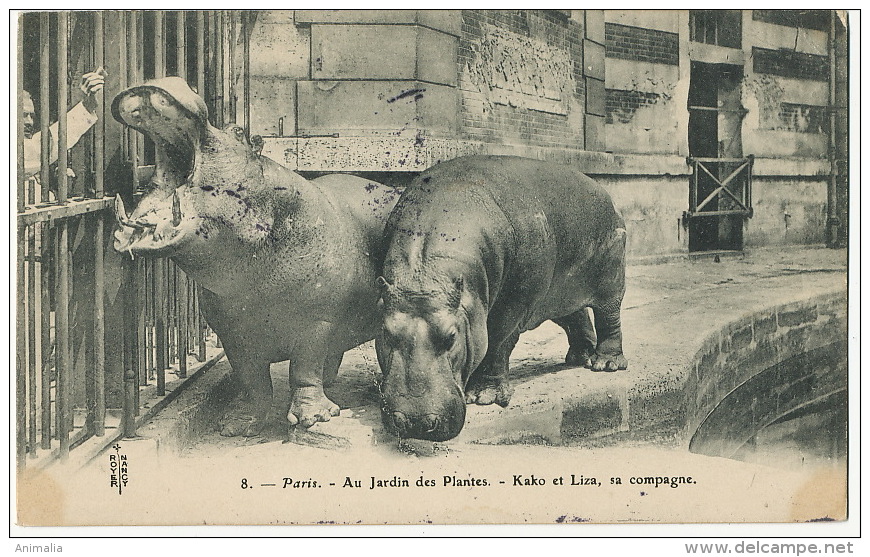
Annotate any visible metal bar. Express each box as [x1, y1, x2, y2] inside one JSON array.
[[138, 259, 148, 388], [228, 10, 236, 124], [40, 224, 51, 450], [716, 160, 751, 188], [17, 15, 25, 214], [196, 285, 206, 362], [57, 12, 69, 204], [155, 10, 165, 78], [196, 11, 205, 98], [93, 213, 106, 436], [826, 10, 839, 247], [690, 157, 748, 163], [176, 11, 186, 80], [215, 11, 224, 127], [56, 222, 71, 458], [691, 160, 699, 212], [178, 273, 189, 378], [686, 209, 753, 218], [27, 225, 37, 455], [17, 227, 27, 468], [156, 258, 166, 397], [122, 258, 138, 438], [93, 12, 105, 199], [242, 11, 250, 133], [17, 197, 113, 227], [695, 161, 751, 209], [687, 106, 749, 114], [40, 13, 51, 203], [144, 259, 152, 387]]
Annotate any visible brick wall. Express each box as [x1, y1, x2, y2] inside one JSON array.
[[605, 89, 664, 124], [752, 46, 829, 81], [458, 10, 586, 150], [604, 22, 679, 65]]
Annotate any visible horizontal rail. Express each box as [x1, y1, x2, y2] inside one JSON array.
[[685, 209, 754, 218], [18, 197, 114, 227], [689, 157, 751, 163]]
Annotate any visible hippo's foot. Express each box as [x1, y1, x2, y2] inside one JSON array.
[[465, 375, 513, 408], [590, 352, 628, 372], [219, 397, 271, 437], [565, 346, 594, 368], [287, 386, 341, 428]]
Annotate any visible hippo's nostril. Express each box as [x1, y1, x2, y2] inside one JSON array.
[[391, 412, 409, 436], [422, 414, 439, 433]]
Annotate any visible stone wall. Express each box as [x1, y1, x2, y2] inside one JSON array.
[[686, 291, 847, 457]]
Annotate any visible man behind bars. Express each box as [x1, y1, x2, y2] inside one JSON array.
[[21, 68, 105, 184]]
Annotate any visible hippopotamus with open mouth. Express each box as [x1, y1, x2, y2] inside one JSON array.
[[111, 77, 400, 436], [376, 155, 628, 441]]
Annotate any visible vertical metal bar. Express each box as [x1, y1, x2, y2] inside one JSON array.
[[178, 273, 189, 378], [54, 12, 71, 459], [17, 15, 25, 214], [227, 10, 236, 124], [40, 13, 51, 204], [40, 223, 51, 449], [155, 258, 166, 396], [57, 12, 69, 204], [176, 11, 187, 80], [93, 213, 106, 437], [154, 10, 165, 78], [214, 11, 224, 127], [56, 223, 71, 458], [122, 258, 137, 438], [91, 11, 106, 437], [27, 226, 37, 455], [138, 259, 147, 388], [93, 12, 105, 199], [17, 15, 26, 461], [196, 11, 205, 98], [17, 227, 27, 469], [196, 285, 206, 362], [242, 11, 250, 134]]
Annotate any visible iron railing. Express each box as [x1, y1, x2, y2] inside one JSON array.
[[15, 10, 250, 470]]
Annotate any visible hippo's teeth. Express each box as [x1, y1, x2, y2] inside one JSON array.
[[114, 194, 129, 226], [115, 193, 156, 231], [171, 190, 182, 227]]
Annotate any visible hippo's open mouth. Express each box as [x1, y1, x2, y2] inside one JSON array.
[[113, 188, 198, 256], [111, 77, 212, 256]]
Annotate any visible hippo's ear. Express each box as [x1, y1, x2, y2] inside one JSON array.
[[376, 276, 392, 293]]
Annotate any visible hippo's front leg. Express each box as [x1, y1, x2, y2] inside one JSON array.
[[287, 328, 342, 428], [219, 353, 274, 437], [465, 330, 519, 407]]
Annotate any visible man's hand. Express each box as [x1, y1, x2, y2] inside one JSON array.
[[80, 68, 106, 115]]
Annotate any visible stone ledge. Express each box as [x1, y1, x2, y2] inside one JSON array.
[[261, 136, 830, 179]]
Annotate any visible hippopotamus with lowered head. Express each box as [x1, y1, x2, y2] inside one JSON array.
[[376, 155, 628, 441], [111, 77, 399, 436]]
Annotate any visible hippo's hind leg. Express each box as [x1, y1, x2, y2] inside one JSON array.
[[589, 301, 628, 372], [287, 329, 342, 428], [553, 309, 596, 368], [219, 352, 274, 437], [465, 330, 519, 407]]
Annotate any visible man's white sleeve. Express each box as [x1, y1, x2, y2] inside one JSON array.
[[22, 102, 98, 178]]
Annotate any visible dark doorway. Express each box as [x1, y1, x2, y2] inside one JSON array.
[[687, 62, 747, 252]]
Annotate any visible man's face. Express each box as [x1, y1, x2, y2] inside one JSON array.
[[22, 94, 35, 139]]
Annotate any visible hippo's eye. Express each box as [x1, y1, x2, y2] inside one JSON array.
[[440, 330, 457, 351]]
